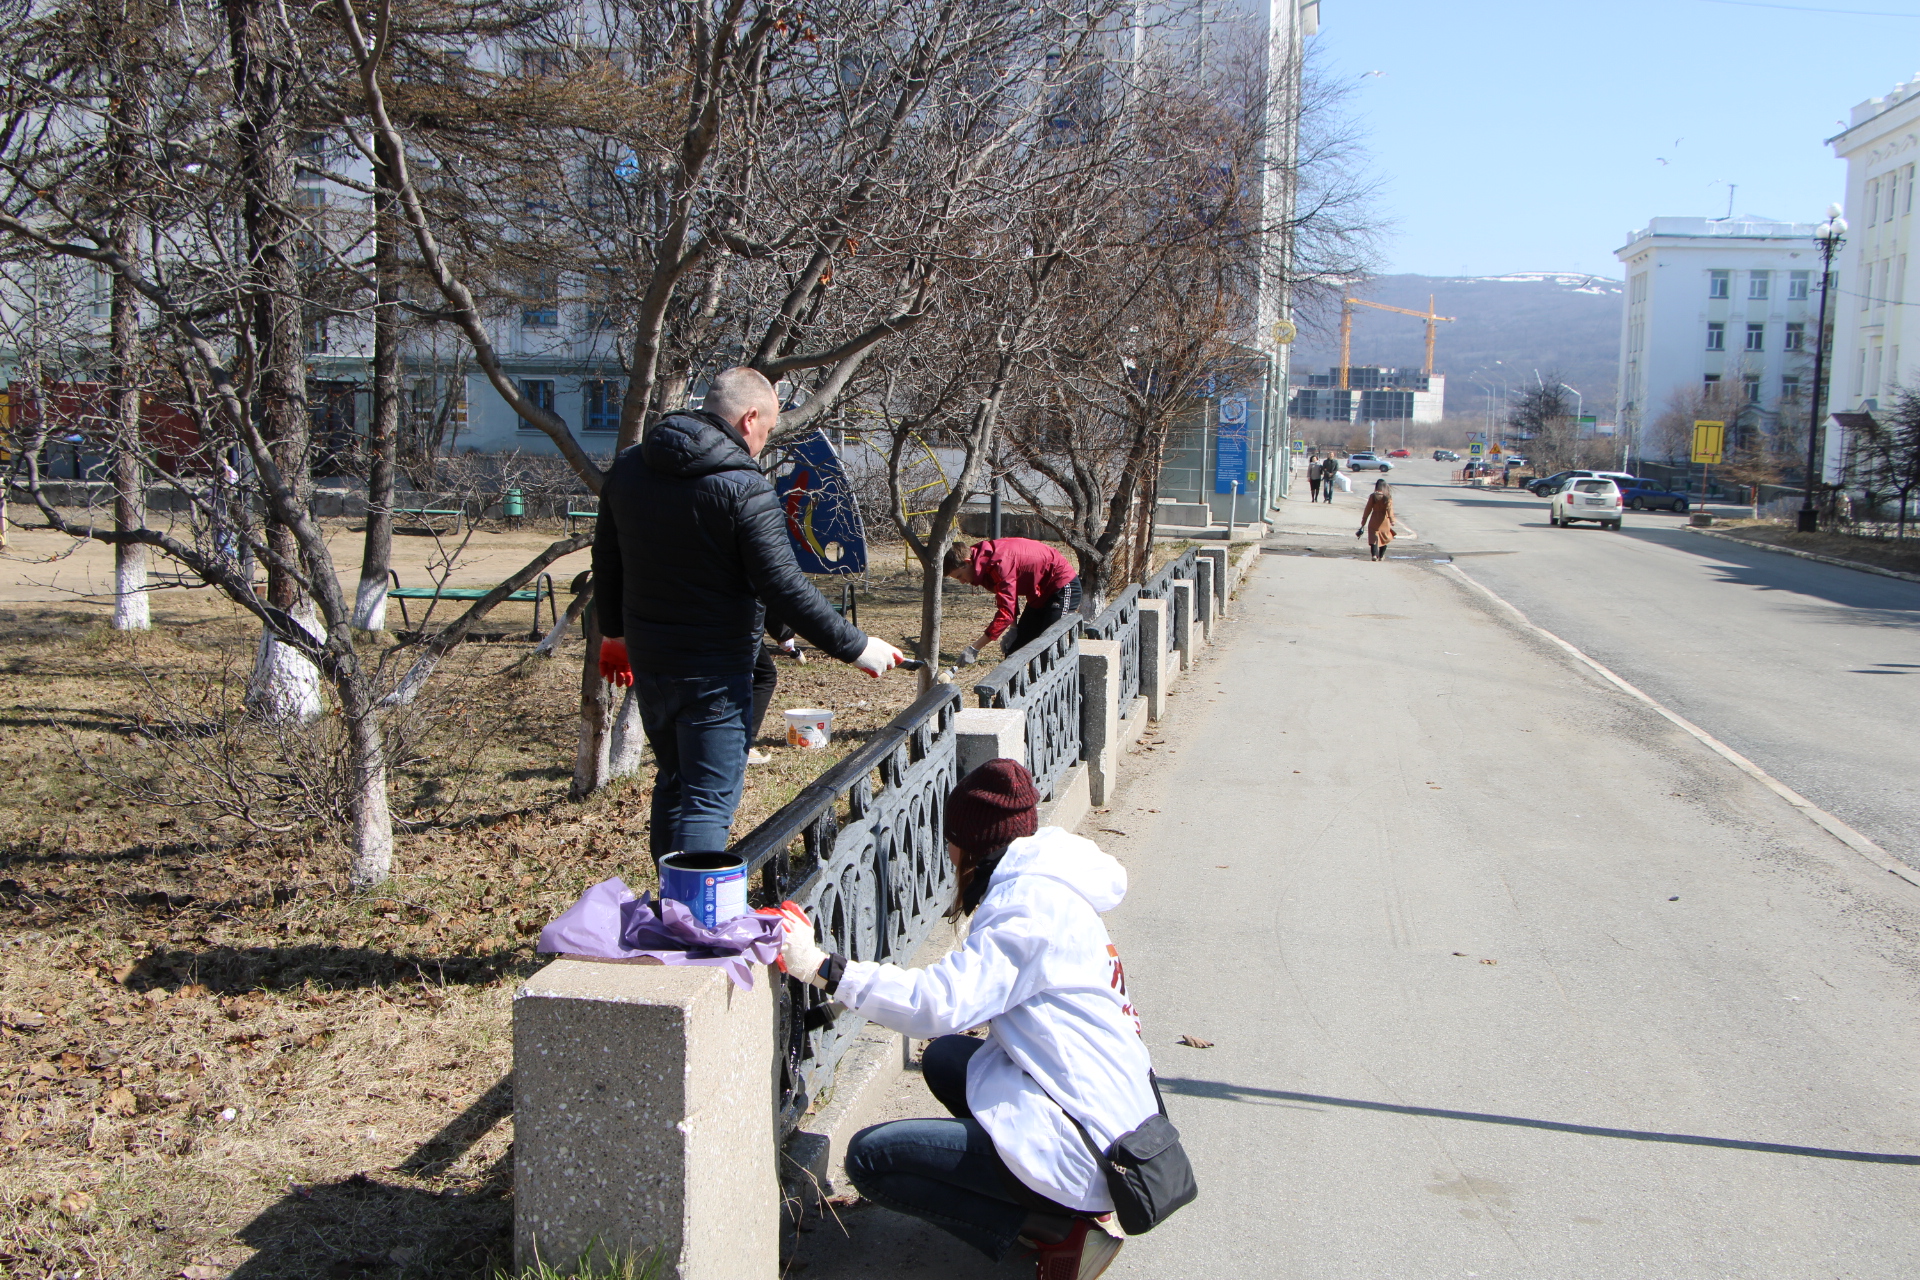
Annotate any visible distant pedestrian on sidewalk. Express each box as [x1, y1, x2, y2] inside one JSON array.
[[1317, 454, 1339, 503], [1357, 478, 1397, 561], [777, 759, 1171, 1278], [1306, 452, 1323, 502], [946, 537, 1081, 663]]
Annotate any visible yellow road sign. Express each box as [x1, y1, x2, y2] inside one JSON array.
[[1270, 319, 1297, 346], [1691, 420, 1725, 465]]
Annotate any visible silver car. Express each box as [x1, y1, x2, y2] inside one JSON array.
[[1347, 452, 1394, 472]]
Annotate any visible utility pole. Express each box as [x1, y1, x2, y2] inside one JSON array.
[[1801, 206, 1847, 533]]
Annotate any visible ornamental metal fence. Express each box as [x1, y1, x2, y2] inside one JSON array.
[[732, 682, 962, 1131], [1083, 583, 1141, 719], [1140, 547, 1199, 662], [972, 614, 1083, 802]]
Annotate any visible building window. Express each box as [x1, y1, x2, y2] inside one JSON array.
[[1748, 271, 1770, 300], [521, 269, 560, 327], [1868, 180, 1880, 226], [1703, 374, 1721, 397], [1743, 375, 1761, 403], [1745, 323, 1765, 352], [1877, 260, 1891, 310], [584, 267, 621, 331], [1907, 164, 1915, 214], [1708, 269, 1729, 299], [1781, 375, 1802, 400], [1785, 322, 1805, 351], [584, 379, 622, 433], [305, 316, 329, 354], [1788, 270, 1810, 300], [517, 378, 556, 432], [1706, 322, 1725, 351]]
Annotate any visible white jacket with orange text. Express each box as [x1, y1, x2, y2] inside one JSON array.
[[832, 827, 1157, 1211]]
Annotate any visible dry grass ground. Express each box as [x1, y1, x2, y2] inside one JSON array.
[[1709, 519, 1920, 577], [0, 517, 1000, 1280]]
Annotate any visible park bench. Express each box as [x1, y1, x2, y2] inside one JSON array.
[[564, 499, 599, 534], [396, 502, 464, 533], [385, 570, 558, 639]]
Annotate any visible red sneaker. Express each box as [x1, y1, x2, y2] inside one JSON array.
[[1033, 1218, 1123, 1280]]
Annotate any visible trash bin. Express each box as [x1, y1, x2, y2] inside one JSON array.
[[504, 488, 524, 519]]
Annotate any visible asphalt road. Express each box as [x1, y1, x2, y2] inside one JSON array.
[[1330, 459, 1920, 869], [793, 502, 1920, 1280]]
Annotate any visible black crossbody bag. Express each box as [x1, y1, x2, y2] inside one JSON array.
[[1050, 1073, 1198, 1235]]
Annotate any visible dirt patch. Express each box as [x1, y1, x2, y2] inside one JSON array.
[[1706, 521, 1920, 577], [0, 525, 1000, 1280]]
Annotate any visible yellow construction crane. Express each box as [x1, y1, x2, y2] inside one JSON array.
[[1337, 295, 1457, 389]]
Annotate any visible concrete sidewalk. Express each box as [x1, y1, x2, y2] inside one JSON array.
[[788, 546, 1920, 1278]]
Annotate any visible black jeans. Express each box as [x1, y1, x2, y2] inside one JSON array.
[[844, 1035, 1079, 1261], [748, 641, 778, 746], [1003, 576, 1082, 657]]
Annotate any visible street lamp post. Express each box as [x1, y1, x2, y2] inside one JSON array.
[[1801, 204, 1847, 533]]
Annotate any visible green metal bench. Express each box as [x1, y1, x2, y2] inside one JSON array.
[[386, 570, 558, 639], [564, 501, 599, 535]]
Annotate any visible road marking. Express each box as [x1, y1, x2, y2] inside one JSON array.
[[1446, 563, 1920, 891]]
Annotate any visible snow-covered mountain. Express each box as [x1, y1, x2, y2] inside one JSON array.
[[1290, 273, 1624, 420]]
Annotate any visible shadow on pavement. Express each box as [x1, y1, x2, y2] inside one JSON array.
[[1157, 1076, 1920, 1164], [786, 1198, 1027, 1279], [1612, 527, 1920, 622]]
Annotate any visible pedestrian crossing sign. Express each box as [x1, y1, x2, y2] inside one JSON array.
[[1469, 442, 1484, 456]]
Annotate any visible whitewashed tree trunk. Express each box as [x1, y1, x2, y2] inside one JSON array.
[[246, 603, 325, 724], [571, 606, 617, 798], [109, 203, 147, 631], [340, 676, 393, 889], [352, 574, 387, 632], [608, 688, 648, 778]]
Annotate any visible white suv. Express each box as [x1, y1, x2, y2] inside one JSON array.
[[1550, 478, 1623, 530], [1347, 452, 1393, 472]]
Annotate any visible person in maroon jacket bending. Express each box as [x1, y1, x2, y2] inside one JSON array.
[[944, 537, 1081, 665]]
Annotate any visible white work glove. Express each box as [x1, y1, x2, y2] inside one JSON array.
[[852, 636, 904, 678], [959, 644, 979, 666], [778, 905, 828, 987]]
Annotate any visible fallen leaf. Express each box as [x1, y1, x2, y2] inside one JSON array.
[[1479, 958, 1497, 966], [104, 1086, 137, 1116], [1097, 828, 1127, 837], [1452, 952, 1467, 957], [57, 1190, 94, 1218], [1177, 1034, 1213, 1049], [181, 1266, 222, 1280], [26, 1061, 58, 1079], [2, 1008, 46, 1030]]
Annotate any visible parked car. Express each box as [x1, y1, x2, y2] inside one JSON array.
[[1387, 448, 1411, 458], [1550, 478, 1624, 529], [1503, 455, 1528, 467], [1619, 478, 1690, 512], [1433, 449, 1459, 462], [1529, 469, 1593, 495], [1347, 451, 1394, 472]]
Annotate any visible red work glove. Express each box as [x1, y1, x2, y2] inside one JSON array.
[[597, 636, 633, 687]]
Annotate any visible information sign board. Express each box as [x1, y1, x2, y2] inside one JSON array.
[[1691, 420, 1726, 465]]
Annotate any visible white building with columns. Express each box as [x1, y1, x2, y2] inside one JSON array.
[[1825, 76, 1920, 427], [1613, 217, 1821, 463]]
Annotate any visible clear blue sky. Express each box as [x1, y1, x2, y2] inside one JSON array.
[[1317, 0, 1920, 279]]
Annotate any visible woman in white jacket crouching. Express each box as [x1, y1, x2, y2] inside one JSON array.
[[778, 758, 1157, 1280]]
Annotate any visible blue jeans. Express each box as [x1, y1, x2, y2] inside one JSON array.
[[630, 669, 753, 860], [844, 1036, 1077, 1261]]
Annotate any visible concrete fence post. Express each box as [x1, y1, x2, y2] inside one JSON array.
[[514, 960, 777, 1280], [955, 707, 1027, 777], [1192, 558, 1214, 638], [1136, 598, 1168, 721], [1078, 639, 1122, 807], [1195, 547, 1229, 618], [1169, 580, 1195, 672]]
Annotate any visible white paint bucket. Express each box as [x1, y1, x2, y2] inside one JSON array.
[[783, 708, 835, 749]]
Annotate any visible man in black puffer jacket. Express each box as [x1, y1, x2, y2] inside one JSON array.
[[592, 367, 903, 859]]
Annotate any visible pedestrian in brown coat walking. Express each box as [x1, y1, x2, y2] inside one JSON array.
[[1357, 479, 1396, 561]]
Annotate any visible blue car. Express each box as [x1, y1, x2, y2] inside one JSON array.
[[1618, 478, 1690, 512]]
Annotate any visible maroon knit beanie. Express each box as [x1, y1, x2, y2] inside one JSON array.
[[944, 758, 1039, 853]]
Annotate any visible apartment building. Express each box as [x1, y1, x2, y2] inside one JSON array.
[[1613, 217, 1820, 461]]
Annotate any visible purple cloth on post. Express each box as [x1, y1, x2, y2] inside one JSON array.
[[536, 876, 784, 990]]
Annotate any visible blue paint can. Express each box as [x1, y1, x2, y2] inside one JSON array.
[[658, 851, 750, 930]]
